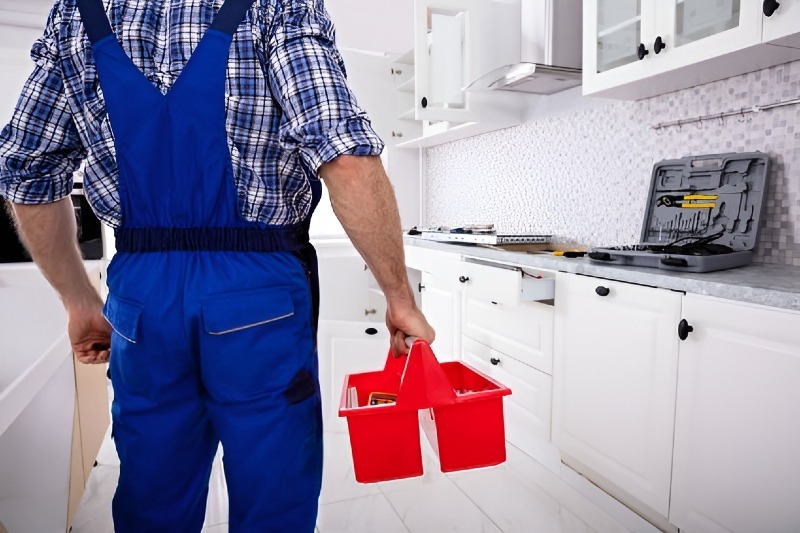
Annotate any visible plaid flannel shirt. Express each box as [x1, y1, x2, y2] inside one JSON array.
[[0, 0, 384, 228]]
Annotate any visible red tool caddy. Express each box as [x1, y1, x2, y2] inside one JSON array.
[[338, 339, 512, 483]]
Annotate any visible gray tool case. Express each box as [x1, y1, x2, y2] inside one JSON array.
[[588, 152, 769, 273]]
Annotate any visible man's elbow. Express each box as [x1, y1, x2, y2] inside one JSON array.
[[319, 154, 382, 184]]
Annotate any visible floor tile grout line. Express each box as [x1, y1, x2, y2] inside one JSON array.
[[444, 471, 507, 533], [318, 491, 385, 508], [376, 487, 414, 533]]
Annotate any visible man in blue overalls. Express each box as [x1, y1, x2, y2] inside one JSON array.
[[0, 0, 434, 531]]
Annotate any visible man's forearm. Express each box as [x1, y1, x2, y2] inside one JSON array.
[[12, 198, 100, 309], [319, 155, 414, 310]]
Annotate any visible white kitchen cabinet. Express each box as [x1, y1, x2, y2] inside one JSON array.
[[459, 257, 555, 375], [392, 0, 524, 148], [407, 246, 464, 361], [317, 320, 391, 433], [462, 336, 553, 464], [552, 272, 683, 518], [316, 241, 377, 322], [336, 50, 422, 231], [762, 0, 800, 47], [584, 0, 800, 99], [420, 270, 461, 362], [669, 294, 800, 533]]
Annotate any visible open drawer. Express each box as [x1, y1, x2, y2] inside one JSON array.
[[460, 260, 555, 305]]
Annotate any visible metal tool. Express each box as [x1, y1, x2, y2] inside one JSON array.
[[657, 194, 718, 208]]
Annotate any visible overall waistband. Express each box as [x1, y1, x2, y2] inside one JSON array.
[[115, 226, 309, 253]]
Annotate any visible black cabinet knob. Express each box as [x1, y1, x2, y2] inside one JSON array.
[[458, 276, 470, 283], [490, 358, 501, 366], [595, 286, 610, 297], [654, 36, 666, 54], [365, 327, 378, 336], [678, 319, 694, 341], [637, 43, 649, 60], [421, 97, 428, 108], [763, 0, 780, 16], [418, 282, 425, 292]]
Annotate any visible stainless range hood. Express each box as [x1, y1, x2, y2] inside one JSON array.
[[467, 0, 582, 95]]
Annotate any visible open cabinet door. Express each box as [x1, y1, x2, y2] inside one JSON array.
[[414, 0, 482, 123]]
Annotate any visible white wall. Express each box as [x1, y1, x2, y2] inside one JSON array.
[[425, 60, 800, 266]]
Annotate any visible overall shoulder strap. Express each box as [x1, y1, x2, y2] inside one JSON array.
[[76, 0, 114, 44], [211, 0, 258, 36]]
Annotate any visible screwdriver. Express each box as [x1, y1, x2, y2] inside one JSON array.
[[553, 251, 586, 258]]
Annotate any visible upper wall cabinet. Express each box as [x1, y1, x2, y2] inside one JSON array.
[[584, 0, 800, 100], [391, 0, 525, 148]]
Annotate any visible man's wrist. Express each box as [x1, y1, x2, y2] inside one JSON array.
[[62, 281, 103, 311]]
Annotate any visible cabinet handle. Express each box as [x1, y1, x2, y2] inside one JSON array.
[[678, 319, 694, 341], [418, 282, 425, 292], [595, 286, 610, 297], [637, 43, 649, 60], [364, 308, 377, 316], [365, 327, 378, 336], [421, 97, 428, 109], [763, 0, 780, 16], [653, 36, 666, 54], [458, 276, 470, 283], [490, 358, 501, 366]]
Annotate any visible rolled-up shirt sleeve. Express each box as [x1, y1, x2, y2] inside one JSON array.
[[0, 4, 85, 204], [266, 0, 384, 177]]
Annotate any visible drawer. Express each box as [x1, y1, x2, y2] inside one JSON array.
[[462, 336, 552, 449], [463, 296, 553, 375], [461, 261, 555, 305], [404, 245, 460, 275]]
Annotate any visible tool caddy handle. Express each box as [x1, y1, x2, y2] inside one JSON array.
[[382, 339, 458, 410]]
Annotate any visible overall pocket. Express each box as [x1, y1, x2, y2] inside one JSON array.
[[103, 293, 148, 394], [200, 286, 314, 403]]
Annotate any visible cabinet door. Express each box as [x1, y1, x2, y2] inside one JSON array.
[[462, 336, 552, 458], [316, 242, 372, 322], [414, 0, 481, 123], [583, 0, 658, 93], [420, 271, 461, 362], [317, 320, 391, 433], [669, 295, 800, 533], [552, 273, 682, 517], [762, 0, 800, 47], [655, 0, 762, 71]]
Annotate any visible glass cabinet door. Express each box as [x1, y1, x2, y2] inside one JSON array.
[[674, 0, 741, 47], [596, 0, 643, 73]]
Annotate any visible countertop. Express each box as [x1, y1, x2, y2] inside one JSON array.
[[405, 236, 800, 312]]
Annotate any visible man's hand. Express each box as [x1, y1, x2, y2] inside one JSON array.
[[386, 301, 435, 357], [67, 301, 112, 364], [11, 199, 112, 364]]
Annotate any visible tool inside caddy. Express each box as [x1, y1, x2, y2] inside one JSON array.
[[590, 153, 769, 273]]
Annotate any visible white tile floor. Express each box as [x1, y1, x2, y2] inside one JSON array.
[[72, 421, 634, 533]]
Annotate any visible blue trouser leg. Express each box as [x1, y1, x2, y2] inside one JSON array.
[[206, 391, 323, 532], [192, 252, 323, 532], [105, 251, 322, 532], [106, 265, 219, 532]]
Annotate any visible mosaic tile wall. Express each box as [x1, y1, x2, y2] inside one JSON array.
[[425, 60, 800, 266]]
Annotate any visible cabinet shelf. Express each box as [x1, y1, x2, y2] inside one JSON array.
[[396, 48, 415, 65], [398, 76, 415, 93], [597, 15, 641, 39], [398, 107, 416, 120]]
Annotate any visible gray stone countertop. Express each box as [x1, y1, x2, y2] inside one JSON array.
[[405, 237, 800, 312]]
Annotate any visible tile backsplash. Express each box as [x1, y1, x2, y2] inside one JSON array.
[[425, 60, 800, 266]]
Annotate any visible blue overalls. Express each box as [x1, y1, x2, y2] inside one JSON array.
[[76, 0, 323, 530]]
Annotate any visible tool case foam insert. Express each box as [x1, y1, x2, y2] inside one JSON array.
[[589, 152, 769, 273]]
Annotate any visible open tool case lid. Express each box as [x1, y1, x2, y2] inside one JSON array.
[[640, 152, 769, 251]]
